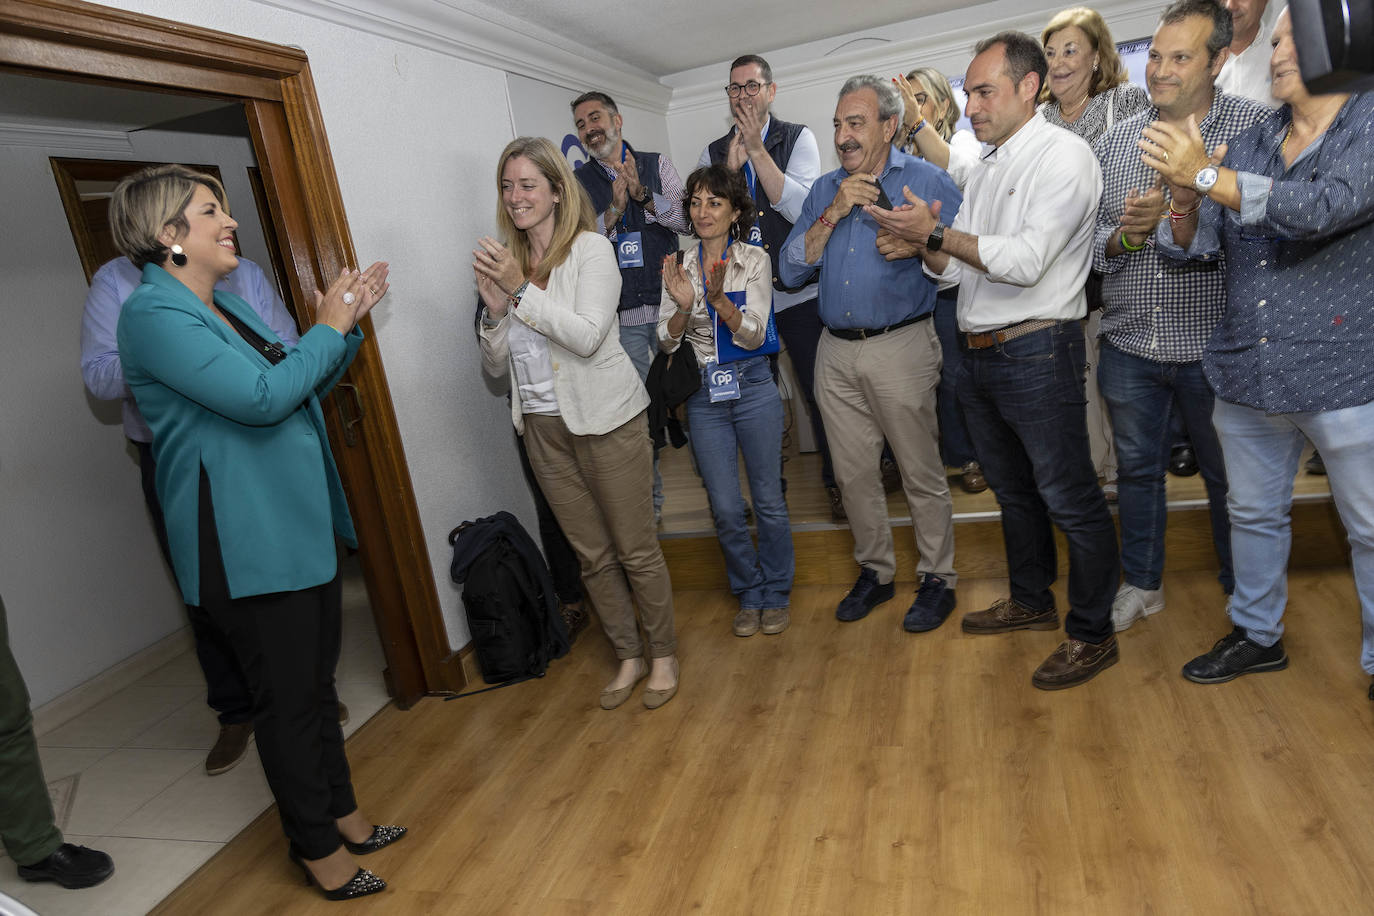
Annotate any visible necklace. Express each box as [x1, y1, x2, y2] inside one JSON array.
[[1059, 92, 1090, 120]]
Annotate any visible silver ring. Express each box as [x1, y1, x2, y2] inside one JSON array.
[[342, 292, 356, 306]]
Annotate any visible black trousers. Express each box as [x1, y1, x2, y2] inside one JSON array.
[[197, 473, 357, 858], [135, 441, 252, 726]]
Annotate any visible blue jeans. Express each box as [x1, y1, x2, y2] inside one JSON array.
[[686, 356, 793, 610], [1098, 342, 1233, 594], [957, 322, 1120, 644], [933, 289, 977, 468], [1213, 397, 1374, 672], [619, 320, 663, 512]]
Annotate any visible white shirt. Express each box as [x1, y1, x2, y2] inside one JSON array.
[[1217, 1, 1282, 108], [927, 114, 1103, 332], [507, 315, 559, 416], [696, 116, 822, 312], [944, 129, 984, 191]]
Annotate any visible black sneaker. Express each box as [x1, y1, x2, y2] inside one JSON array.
[[18, 843, 114, 889], [902, 575, 957, 632], [836, 568, 894, 622], [1182, 626, 1288, 684]]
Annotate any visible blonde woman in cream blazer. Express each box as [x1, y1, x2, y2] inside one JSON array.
[[475, 137, 679, 711], [659, 165, 793, 639]]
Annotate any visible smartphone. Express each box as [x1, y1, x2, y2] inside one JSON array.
[[870, 180, 894, 210], [675, 249, 685, 266]]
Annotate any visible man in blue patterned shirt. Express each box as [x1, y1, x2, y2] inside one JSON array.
[[1093, 0, 1270, 632], [1144, 8, 1374, 690]]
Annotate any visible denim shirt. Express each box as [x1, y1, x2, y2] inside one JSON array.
[[781, 147, 962, 330], [1157, 94, 1374, 413]]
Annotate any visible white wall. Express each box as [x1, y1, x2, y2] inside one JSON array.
[[662, 0, 1167, 181], [0, 124, 274, 707], [2, 0, 677, 702]]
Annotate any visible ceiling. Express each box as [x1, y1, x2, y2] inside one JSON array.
[[458, 0, 968, 77], [0, 71, 233, 131]]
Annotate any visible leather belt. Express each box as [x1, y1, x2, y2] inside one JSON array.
[[826, 312, 929, 341], [964, 318, 1061, 350]]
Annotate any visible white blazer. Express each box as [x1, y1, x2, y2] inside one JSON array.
[[480, 232, 649, 436]]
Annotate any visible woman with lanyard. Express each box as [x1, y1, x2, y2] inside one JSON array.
[[659, 164, 793, 638]]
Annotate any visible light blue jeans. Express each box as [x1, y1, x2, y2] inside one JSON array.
[[1213, 397, 1374, 672], [686, 356, 793, 610], [619, 321, 663, 512]]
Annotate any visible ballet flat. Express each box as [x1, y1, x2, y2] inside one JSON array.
[[343, 824, 407, 855], [599, 659, 648, 710], [642, 680, 678, 710]]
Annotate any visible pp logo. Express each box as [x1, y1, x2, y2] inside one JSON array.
[[619, 239, 641, 256], [748, 225, 763, 245], [710, 368, 733, 386]]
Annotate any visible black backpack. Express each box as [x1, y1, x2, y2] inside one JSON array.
[[448, 511, 570, 689]]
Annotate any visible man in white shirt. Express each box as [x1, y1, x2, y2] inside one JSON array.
[[870, 31, 1120, 690], [1216, 0, 1282, 106]]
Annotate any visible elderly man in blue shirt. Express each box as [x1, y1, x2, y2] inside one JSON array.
[[782, 74, 963, 632], [1145, 8, 1374, 691]]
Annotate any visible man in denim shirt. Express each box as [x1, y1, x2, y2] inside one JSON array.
[[1145, 9, 1374, 690], [781, 75, 964, 632]]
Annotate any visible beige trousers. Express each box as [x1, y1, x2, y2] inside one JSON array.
[[815, 319, 956, 586], [522, 411, 677, 658]]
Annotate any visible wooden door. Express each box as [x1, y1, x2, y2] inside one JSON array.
[[0, 0, 466, 704]]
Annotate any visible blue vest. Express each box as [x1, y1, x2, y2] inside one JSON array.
[[707, 116, 807, 293], [574, 144, 680, 312]]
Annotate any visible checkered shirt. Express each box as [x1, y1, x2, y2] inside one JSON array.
[[1092, 89, 1270, 362]]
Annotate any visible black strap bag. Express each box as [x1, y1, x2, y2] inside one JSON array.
[[447, 511, 570, 692]]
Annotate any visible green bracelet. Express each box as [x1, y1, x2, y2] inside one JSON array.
[[1119, 229, 1147, 252]]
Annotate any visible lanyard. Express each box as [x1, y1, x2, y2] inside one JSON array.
[[741, 120, 770, 200]]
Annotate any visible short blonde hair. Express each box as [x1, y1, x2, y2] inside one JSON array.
[[495, 137, 595, 284], [110, 164, 229, 268], [1039, 7, 1130, 103], [904, 67, 960, 141]]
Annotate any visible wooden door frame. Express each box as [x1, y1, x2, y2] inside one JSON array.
[[1, 0, 464, 704]]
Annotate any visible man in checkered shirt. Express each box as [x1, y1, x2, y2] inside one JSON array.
[[1091, 0, 1269, 632]]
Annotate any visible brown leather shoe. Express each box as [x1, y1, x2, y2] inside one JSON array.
[[1031, 637, 1119, 690], [206, 722, 254, 775], [960, 461, 989, 494], [960, 597, 1059, 634]]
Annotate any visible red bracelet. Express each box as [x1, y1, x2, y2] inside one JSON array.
[[816, 214, 836, 229]]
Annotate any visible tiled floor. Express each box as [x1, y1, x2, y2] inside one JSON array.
[[0, 558, 389, 916]]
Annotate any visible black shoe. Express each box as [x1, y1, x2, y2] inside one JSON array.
[[836, 568, 895, 622], [902, 575, 957, 633], [1306, 451, 1327, 475], [18, 843, 114, 889], [1182, 626, 1288, 684], [290, 850, 386, 901], [343, 824, 408, 855], [1169, 445, 1199, 477]]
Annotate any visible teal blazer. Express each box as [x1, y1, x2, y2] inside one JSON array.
[[116, 264, 361, 605]]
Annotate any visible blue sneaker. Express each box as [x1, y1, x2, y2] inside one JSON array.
[[902, 575, 957, 632], [836, 568, 895, 621]]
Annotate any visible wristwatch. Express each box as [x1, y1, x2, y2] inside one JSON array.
[[926, 223, 946, 253], [1193, 165, 1219, 193]]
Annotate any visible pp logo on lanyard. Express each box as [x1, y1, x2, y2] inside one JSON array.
[[747, 224, 763, 246], [617, 232, 644, 268], [705, 359, 740, 402]]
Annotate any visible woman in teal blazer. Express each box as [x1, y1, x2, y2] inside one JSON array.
[[111, 164, 403, 901]]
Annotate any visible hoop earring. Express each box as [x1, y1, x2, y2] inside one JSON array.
[[170, 244, 187, 267]]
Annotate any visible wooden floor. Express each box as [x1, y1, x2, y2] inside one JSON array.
[[156, 565, 1374, 915]]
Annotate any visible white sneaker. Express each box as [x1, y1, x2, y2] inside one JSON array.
[[1112, 583, 1165, 632]]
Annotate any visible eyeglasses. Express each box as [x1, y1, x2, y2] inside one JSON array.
[[725, 80, 771, 98]]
